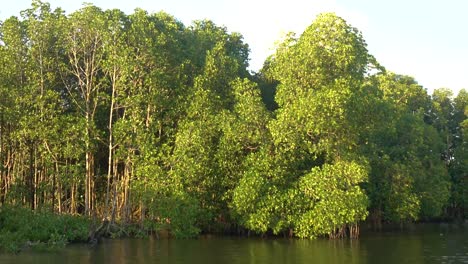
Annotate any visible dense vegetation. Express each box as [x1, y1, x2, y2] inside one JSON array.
[[0, 206, 89, 252], [0, 0, 466, 246]]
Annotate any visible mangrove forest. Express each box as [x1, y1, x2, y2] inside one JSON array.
[[0, 0, 466, 251]]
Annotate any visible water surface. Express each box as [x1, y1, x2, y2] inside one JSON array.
[[2, 224, 467, 263]]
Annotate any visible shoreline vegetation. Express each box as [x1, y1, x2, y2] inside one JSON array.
[[0, 1, 466, 252], [0, 205, 465, 253]]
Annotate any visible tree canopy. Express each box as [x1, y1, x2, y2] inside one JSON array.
[[0, 1, 466, 239]]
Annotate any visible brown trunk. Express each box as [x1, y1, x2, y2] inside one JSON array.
[[29, 143, 35, 210], [11, 151, 18, 205], [71, 182, 76, 215], [34, 150, 39, 210], [123, 159, 131, 223], [52, 161, 58, 213], [85, 149, 94, 216], [58, 180, 62, 214], [329, 225, 346, 239], [146, 104, 151, 128], [0, 115, 3, 205], [122, 165, 128, 222], [140, 201, 145, 228], [349, 224, 360, 239], [111, 172, 118, 224], [5, 148, 12, 203]]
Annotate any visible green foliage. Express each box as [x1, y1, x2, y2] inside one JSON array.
[[362, 73, 451, 222], [218, 78, 271, 210], [231, 150, 277, 233], [447, 89, 468, 217], [0, 2, 464, 247], [0, 206, 90, 252], [295, 161, 369, 238], [136, 189, 202, 238], [234, 12, 372, 238], [269, 13, 369, 94], [158, 194, 201, 238]]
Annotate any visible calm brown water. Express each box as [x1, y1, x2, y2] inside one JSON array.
[[1, 224, 467, 263]]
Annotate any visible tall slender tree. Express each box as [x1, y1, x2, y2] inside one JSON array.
[[65, 4, 107, 216]]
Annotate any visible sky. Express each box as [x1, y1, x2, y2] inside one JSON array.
[[1, 0, 467, 95]]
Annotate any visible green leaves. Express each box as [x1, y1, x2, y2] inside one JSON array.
[[361, 72, 452, 222], [270, 13, 369, 96], [230, 14, 374, 238], [0, 4, 462, 240], [294, 160, 369, 238]]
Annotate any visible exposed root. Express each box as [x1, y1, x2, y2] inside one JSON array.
[[329, 224, 360, 239]]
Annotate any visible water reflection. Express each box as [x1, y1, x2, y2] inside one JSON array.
[[0, 224, 466, 264]]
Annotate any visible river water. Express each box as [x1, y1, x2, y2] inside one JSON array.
[[1, 224, 467, 263]]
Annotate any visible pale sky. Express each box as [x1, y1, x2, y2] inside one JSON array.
[[1, 0, 467, 95]]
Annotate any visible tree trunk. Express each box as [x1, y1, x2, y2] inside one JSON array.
[[85, 107, 94, 216], [85, 150, 91, 216], [0, 114, 3, 205], [123, 159, 131, 223], [29, 143, 35, 210], [52, 161, 58, 213], [106, 73, 117, 220], [71, 181, 76, 215]]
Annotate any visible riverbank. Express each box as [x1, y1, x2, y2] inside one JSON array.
[[0, 206, 90, 253], [1, 206, 466, 253]]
